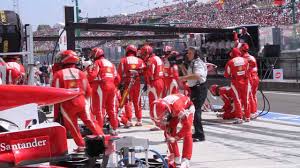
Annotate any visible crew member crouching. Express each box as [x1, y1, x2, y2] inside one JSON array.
[[150, 93, 194, 168], [209, 84, 236, 120]]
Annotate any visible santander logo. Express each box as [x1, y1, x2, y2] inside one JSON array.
[[0, 138, 47, 152], [0, 135, 51, 165]]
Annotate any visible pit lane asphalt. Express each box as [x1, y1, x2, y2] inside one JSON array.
[[257, 91, 300, 115], [54, 90, 300, 168], [208, 91, 300, 116]]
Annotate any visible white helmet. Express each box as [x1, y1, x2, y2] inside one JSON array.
[[35, 61, 41, 66]]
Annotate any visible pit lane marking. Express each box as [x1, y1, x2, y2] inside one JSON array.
[[263, 91, 300, 96]]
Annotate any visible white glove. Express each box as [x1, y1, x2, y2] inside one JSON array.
[[180, 158, 190, 168], [167, 136, 176, 143], [82, 60, 92, 68]]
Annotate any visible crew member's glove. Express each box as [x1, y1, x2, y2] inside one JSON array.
[[118, 83, 125, 92], [142, 84, 148, 92], [166, 136, 179, 143]]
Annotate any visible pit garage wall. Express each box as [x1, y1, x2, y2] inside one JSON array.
[[279, 50, 300, 79]]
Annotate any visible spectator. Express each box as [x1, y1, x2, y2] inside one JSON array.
[[33, 0, 299, 52], [39, 62, 49, 86]]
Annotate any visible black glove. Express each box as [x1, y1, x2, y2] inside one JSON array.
[[118, 83, 125, 92], [142, 84, 148, 92]]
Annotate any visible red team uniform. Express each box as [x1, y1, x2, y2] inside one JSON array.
[[150, 93, 194, 167], [140, 45, 165, 119], [162, 46, 179, 97], [0, 56, 24, 85], [87, 48, 120, 134], [210, 85, 236, 120], [6, 62, 25, 84], [118, 45, 145, 127], [240, 43, 259, 116], [0, 62, 22, 85], [224, 48, 251, 122], [52, 50, 103, 151]]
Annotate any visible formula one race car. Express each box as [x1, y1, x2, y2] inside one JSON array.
[[0, 85, 168, 168], [0, 85, 78, 168]]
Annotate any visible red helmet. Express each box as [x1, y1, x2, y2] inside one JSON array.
[[209, 84, 219, 96], [140, 45, 153, 60], [3, 55, 19, 62], [6, 66, 22, 84], [240, 43, 249, 53], [150, 100, 171, 125], [60, 50, 79, 64], [126, 44, 137, 55], [163, 46, 172, 53], [229, 48, 241, 58], [90, 48, 104, 59]]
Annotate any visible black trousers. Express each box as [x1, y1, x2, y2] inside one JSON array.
[[190, 82, 208, 138]]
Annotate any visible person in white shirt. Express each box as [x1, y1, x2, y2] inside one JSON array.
[[179, 47, 207, 142]]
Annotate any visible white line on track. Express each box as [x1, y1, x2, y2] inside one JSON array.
[[262, 91, 300, 96]]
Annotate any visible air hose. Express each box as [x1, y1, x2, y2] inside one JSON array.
[[50, 28, 66, 64], [254, 76, 271, 118], [117, 149, 168, 168], [257, 87, 270, 117], [149, 149, 168, 168]]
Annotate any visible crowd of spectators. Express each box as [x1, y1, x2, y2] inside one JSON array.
[[33, 25, 60, 52], [33, 0, 300, 52], [106, 2, 188, 25], [159, 0, 296, 28]]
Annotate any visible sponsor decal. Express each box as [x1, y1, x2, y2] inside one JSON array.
[[238, 66, 243, 71], [69, 81, 77, 88], [131, 64, 136, 69], [25, 119, 37, 128], [272, 69, 283, 80], [0, 136, 50, 165], [237, 71, 245, 76], [233, 57, 245, 66], [275, 72, 281, 79]]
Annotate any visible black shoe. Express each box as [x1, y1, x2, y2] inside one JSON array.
[[193, 138, 200, 142], [192, 134, 205, 142], [199, 136, 205, 141], [192, 134, 205, 139], [193, 137, 205, 142]]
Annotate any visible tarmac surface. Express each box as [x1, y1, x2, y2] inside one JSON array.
[[207, 90, 300, 115], [65, 109, 300, 168], [259, 91, 300, 115], [62, 90, 300, 168]]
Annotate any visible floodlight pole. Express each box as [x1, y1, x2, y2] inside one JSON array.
[[75, 0, 81, 38], [289, 0, 297, 36], [65, 6, 76, 50], [280, 0, 298, 36]]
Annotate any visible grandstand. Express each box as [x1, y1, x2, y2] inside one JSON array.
[[33, 0, 300, 54]]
